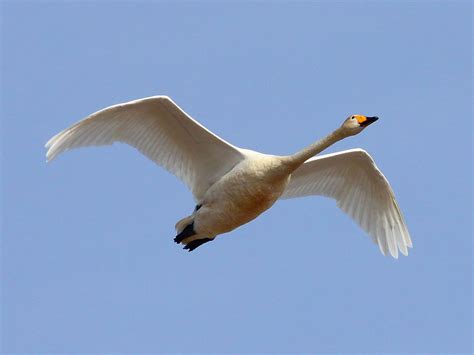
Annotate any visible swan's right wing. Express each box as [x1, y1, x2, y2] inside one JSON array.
[[45, 96, 245, 201], [281, 149, 412, 258]]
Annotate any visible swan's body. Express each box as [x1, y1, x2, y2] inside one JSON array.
[[45, 96, 412, 258], [188, 151, 291, 242]]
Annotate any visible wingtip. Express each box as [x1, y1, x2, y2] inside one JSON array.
[[45, 148, 59, 163], [378, 244, 386, 257], [45, 135, 58, 149], [45, 149, 53, 163]]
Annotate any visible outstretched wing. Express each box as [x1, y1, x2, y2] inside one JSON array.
[[281, 149, 412, 258], [45, 96, 244, 201]]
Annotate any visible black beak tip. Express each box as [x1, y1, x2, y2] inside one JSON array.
[[360, 116, 379, 127]]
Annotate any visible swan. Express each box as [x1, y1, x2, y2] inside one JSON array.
[[45, 96, 412, 258]]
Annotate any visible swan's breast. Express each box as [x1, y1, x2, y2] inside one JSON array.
[[195, 155, 291, 236]]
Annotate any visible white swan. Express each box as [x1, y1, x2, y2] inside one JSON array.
[[45, 96, 412, 258]]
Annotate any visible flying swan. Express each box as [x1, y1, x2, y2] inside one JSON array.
[[45, 96, 412, 258]]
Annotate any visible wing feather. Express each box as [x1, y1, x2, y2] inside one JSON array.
[[45, 96, 244, 201], [281, 148, 412, 258]]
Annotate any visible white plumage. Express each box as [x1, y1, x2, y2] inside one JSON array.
[[281, 149, 412, 258], [46, 96, 412, 257], [46, 96, 244, 201]]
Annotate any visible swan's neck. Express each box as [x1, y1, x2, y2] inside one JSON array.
[[286, 127, 346, 169]]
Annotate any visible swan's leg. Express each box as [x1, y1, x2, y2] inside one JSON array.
[[174, 222, 196, 244], [183, 238, 214, 251]]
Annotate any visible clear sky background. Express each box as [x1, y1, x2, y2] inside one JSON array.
[[1, 1, 472, 353]]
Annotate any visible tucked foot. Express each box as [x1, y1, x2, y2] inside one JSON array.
[[183, 238, 214, 252], [174, 222, 196, 244]]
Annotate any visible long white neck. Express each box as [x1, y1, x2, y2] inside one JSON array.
[[284, 127, 346, 170]]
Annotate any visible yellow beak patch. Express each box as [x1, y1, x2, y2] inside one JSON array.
[[355, 115, 368, 124]]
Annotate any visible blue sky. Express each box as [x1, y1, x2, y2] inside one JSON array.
[[1, 1, 472, 353]]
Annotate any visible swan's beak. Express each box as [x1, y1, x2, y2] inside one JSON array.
[[358, 116, 379, 127]]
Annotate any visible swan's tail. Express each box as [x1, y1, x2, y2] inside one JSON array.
[[174, 215, 214, 251], [174, 221, 196, 244], [175, 215, 194, 234]]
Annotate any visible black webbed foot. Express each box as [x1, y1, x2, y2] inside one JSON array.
[[183, 238, 213, 252], [174, 222, 196, 244]]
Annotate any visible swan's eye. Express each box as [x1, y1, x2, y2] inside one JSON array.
[[351, 116, 355, 120]]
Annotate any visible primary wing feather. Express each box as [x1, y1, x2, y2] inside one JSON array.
[[281, 148, 412, 258], [45, 96, 244, 200]]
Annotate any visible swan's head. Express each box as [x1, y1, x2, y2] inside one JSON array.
[[341, 115, 379, 136]]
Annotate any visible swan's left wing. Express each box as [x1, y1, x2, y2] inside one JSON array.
[[280, 149, 412, 258], [45, 96, 245, 201]]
